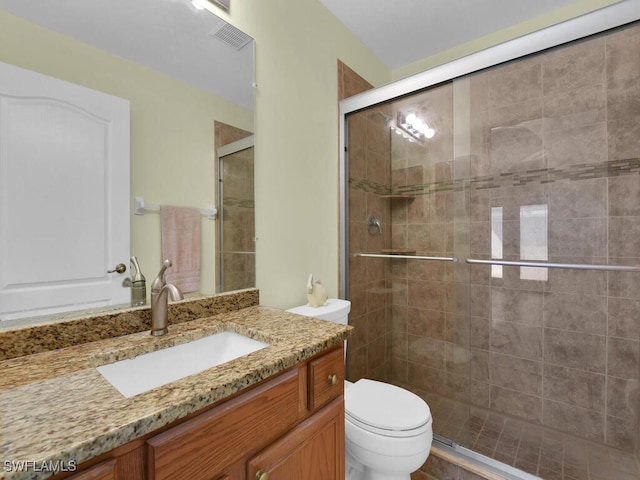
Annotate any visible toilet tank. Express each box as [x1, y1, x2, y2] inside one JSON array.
[[286, 298, 351, 325]]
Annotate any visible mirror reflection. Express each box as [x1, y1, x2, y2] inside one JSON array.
[[216, 135, 255, 293], [0, 0, 254, 325]]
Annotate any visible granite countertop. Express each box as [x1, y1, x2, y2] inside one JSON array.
[[0, 301, 352, 480]]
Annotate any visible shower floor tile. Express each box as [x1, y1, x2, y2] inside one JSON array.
[[465, 415, 640, 479], [393, 382, 640, 480]]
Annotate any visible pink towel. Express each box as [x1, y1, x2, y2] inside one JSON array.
[[160, 206, 201, 293]]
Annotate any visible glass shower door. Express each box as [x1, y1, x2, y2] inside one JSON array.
[[453, 29, 640, 478], [344, 81, 473, 449], [217, 136, 255, 292]]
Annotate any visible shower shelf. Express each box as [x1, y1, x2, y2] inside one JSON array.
[[380, 194, 415, 200]]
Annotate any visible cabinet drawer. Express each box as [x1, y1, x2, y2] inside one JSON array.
[[308, 347, 344, 411], [147, 368, 299, 480]]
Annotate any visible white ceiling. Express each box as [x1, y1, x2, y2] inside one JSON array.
[[0, 0, 254, 109], [319, 0, 580, 69]]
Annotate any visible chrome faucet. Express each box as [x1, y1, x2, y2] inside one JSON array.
[[150, 259, 184, 336]]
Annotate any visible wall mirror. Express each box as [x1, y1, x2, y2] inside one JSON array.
[[0, 0, 254, 326]]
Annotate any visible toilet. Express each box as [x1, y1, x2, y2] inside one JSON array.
[[287, 299, 432, 480]]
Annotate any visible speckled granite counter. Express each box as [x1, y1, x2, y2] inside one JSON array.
[[0, 296, 352, 480], [0, 289, 260, 360]]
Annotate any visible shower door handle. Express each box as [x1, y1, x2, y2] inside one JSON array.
[[465, 258, 640, 272], [355, 253, 458, 262]]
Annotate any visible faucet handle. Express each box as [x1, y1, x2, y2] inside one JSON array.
[[159, 259, 172, 275], [151, 259, 172, 292]]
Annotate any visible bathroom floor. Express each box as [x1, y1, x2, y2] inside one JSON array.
[[397, 384, 640, 480]]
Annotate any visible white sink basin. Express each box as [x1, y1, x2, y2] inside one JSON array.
[[96, 331, 269, 397]]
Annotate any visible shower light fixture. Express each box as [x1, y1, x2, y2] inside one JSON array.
[[393, 112, 435, 143]]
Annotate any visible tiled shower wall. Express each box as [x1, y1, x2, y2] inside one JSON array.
[[346, 22, 640, 456], [345, 107, 394, 382], [340, 60, 394, 382], [462, 25, 640, 453]]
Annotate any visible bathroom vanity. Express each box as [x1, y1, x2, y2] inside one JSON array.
[[65, 347, 344, 480], [0, 290, 351, 480]]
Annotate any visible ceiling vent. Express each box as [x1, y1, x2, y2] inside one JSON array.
[[211, 23, 252, 50]]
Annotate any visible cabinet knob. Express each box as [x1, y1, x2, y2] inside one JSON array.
[[328, 374, 338, 385], [256, 471, 269, 480]]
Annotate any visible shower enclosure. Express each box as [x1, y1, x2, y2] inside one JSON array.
[[340, 6, 640, 480]]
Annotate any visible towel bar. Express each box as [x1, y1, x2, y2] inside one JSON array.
[[134, 196, 217, 220]]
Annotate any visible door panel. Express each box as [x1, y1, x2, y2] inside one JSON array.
[[0, 61, 130, 320]]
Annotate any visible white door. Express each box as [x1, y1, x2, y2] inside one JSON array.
[[0, 62, 130, 320]]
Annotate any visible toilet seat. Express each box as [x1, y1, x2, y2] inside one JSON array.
[[345, 379, 432, 438]]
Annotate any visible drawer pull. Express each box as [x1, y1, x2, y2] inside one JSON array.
[[328, 374, 338, 385], [256, 471, 269, 480]]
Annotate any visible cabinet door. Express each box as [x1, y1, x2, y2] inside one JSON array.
[[147, 369, 299, 480], [67, 459, 116, 480], [247, 397, 344, 480]]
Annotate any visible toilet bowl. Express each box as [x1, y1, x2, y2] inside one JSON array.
[[287, 299, 432, 480]]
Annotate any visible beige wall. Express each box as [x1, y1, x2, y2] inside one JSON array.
[[215, 0, 391, 308], [0, 10, 252, 296]]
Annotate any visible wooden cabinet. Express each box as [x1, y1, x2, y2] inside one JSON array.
[[147, 368, 300, 480], [64, 443, 146, 480], [67, 459, 116, 480], [247, 397, 344, 480], [308, 347, 344, 411], [60, 346, 344, 480]]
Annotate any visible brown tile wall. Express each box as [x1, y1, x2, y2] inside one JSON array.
[[345, 22, 640, 454], [338, 60, 375, 100], [340, 60, 393, 382]]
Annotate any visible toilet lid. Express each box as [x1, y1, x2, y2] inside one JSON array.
[[345, 379, 431, 435]]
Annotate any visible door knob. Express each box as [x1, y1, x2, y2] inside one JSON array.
[[328, 374, 338, 385], [108, 263, 127, 274], [256, 471, 269, 480]]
